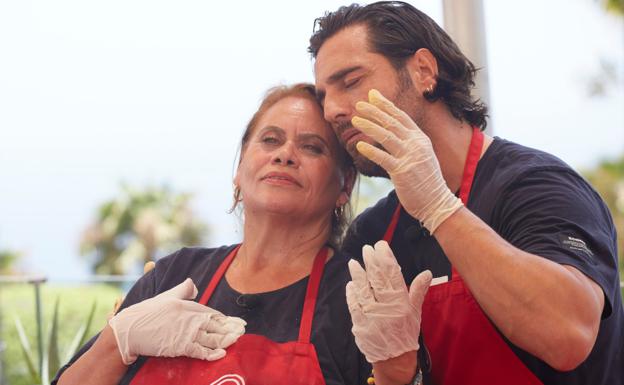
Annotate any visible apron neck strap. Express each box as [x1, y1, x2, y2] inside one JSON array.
[[383, 127, 484, 243], [198, 244, 241, 305], [297, 247, 328, 343], [198, 244, 328, 345], [459, 127, 484, 205]]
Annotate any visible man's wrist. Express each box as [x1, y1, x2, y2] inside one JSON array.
[[371, 350, 417, 385]]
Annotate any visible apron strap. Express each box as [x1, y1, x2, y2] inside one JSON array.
[[458, 127, 484, 205], [198, 244, 241, 305], [297, 247, 329, 344], [382, 204, 402, 244], [383, 127, 484, 279]]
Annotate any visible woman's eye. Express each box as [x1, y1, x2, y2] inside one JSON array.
[[303, 143, 323, 154], [261, 136, 279, 145]]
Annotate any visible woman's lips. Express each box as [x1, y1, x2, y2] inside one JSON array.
[[261, 172, 301, 186]]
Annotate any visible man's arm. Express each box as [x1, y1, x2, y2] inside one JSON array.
[[351, 89, 607, 371], [435, 207, 604, 370]]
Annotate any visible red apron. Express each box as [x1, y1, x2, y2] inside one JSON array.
[[129, 245, 328, 385], [383, 127, 543, 385]]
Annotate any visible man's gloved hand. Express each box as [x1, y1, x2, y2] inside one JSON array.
[[352, 89, 463, 233], [346, 241, 432, 363], [109, 278, 246, 365]]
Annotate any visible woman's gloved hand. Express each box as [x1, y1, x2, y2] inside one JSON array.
[[346, 241, 432, 363], [352, 89, 463, 233], [109, 278, 246, 364]]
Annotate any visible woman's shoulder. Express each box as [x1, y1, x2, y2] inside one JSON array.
[[155, 244, 237, 269], [150, 244, 239, 295]]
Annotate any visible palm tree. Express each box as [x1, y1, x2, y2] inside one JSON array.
[[80, 184, 207, 275]]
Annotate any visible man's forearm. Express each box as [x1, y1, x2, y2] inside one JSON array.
[[433, 207, 604, 370]]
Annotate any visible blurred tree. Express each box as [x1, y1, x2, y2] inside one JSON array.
[[599, 0, 624, 14], [0, 248, 21, 274], [586, 0, 623, 96], [80, 184, 208, 275], [583, 154, 624, 276]]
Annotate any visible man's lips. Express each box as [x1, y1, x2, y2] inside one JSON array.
[[261, 172, 301, 186], [341, 127, 365, 146]]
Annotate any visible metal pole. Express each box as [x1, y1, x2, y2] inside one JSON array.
[[442, 0, 492, 134]]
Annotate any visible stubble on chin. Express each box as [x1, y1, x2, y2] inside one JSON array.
[[350, 144, 389, 178], [333, 121, 390, 179], [339, 131, 388, 178]]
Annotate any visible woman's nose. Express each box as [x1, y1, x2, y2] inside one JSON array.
[[271, 143, 299, 167]]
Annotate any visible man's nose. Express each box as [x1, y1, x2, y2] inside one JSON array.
[[323, 94, 351, 126]]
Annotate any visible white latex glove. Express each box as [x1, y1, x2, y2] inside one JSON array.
[[109, 278, 246, 364], [346, 241, 432, 363], [352, 89, 463, 233]]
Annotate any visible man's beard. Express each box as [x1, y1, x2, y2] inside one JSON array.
[[337, 69, 420, 179], [336, 120, 389, 178]]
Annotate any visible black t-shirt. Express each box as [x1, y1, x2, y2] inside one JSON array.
[[52, 245, 370, 385], [342, 137, 623, 385]]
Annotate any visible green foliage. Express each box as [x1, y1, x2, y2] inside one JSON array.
[[601, 0, 624, 15], [0, 249, 21, 275], [1, 284, 122, 385], [80, 184, 208, 275], [13, 315, 39, 384], [13, 296, 73, 385], [583, 154, 624, 280]]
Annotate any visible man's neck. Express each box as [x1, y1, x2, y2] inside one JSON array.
[[421, 104, 492, 193]]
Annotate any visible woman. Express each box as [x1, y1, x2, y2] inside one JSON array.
[[53, 83, 371, 385]]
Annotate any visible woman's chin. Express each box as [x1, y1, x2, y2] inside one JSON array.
[[245, 200, 302, 217]]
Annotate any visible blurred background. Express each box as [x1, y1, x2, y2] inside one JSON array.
[[0, 0, 622, 384]]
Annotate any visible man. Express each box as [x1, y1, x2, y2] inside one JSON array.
[[309, 2, 623, 385]]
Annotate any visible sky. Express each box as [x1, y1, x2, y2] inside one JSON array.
[[0, 0, 622, 281]]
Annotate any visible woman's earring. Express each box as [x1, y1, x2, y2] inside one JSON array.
[[334, 205, 344, 221]]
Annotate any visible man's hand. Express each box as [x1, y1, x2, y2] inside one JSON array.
[[109, 278, 246, 364], [352, 89, 462, 233], [346, 240, 432, 363]]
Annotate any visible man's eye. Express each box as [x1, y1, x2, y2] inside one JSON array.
[[345, 77, 361, 89]]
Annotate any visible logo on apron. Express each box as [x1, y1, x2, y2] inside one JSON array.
[[210, 374, 246, 385]]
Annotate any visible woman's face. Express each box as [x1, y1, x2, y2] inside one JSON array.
[[235, 96, 349, 223]]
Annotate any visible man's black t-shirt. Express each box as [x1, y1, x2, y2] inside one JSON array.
[[52, 245, 370, 385], [342, 137, 623, 385]]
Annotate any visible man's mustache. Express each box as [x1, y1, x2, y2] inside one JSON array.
[[334, 121, 352, 143]]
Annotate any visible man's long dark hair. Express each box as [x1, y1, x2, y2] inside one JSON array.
[[309, 1, 488, 130]]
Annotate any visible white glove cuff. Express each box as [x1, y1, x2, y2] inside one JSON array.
[[364, 340, 420, 364], [423, 194, 463, 234]]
